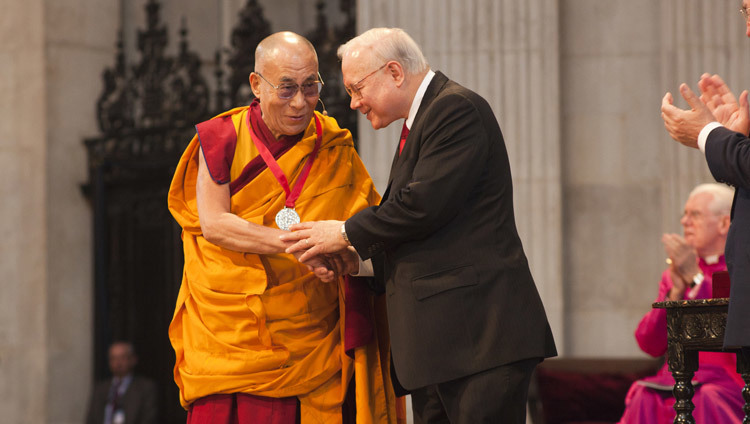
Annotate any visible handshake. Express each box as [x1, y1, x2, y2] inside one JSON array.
[[280, 219, 358, 282]]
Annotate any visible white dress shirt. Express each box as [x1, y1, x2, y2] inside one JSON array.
[[697, 121, 724, 153]]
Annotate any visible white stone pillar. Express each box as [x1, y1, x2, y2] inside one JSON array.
[[560, 0, 670, 357], [44, 1, 120, 422], [0, 1, 48, 423], [355, 0, 565, 352]]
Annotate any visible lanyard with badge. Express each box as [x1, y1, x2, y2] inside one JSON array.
[[247, 112, 322, 231]]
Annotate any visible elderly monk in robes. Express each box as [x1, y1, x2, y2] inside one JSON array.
[[168, 31, 401, 424]]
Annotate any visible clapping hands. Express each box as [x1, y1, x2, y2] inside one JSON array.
[[661, 73, 750, 148], [698, 73, 750, 136], [662, 233, 700, 300]]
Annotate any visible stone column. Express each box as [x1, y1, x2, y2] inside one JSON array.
[[560, 0, 669, 356], [355, 0, 565, 351], [0, 1, 48, 423], [44, 1, 120, 422], [0, 0, 119, 422]]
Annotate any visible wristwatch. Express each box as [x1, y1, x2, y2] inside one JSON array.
[[340, 223, 350, 245]]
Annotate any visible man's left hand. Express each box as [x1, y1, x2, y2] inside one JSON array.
[[301, 248, 360, 282], [661, 83, 717, 148], [289, 248, 336, 281], [280, 220, 349, 263]]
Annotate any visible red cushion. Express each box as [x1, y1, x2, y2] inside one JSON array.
[[536, 368, 646, 424]]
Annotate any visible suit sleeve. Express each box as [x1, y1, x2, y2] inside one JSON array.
[[348, 93, 490, 259], [140, 378, 159, 424], [85, 382, 106, 424], [705, 126, 750, 189]]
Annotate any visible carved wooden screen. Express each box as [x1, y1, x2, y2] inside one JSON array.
[[82, 0, 355, 422]]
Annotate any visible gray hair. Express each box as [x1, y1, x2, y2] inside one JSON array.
[[337, 28, 429, 75], [689, 183, 734, 216]]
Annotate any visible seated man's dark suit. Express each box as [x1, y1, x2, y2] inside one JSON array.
[[86, 375, 158, 424], [706, 126, 750, 348]]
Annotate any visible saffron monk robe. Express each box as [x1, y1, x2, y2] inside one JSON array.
[[168, 97, 403, 423], [168, 29, 408, 424]]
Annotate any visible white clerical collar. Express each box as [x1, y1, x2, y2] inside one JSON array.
[[703, 254, 719, 265], [405, 70, 435, 130]]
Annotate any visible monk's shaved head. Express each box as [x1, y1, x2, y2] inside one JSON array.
[[255, 31, 318, 74], [249, 31, 321, 139]]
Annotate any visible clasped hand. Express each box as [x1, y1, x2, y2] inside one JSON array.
[[281, 220, 358, 282]]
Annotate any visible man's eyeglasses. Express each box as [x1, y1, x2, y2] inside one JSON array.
[[740, 5, 750, 19], [344, 63, 388, 99], [256, 72, 324, 100]]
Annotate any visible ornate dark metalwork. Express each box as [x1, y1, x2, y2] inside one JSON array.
[[96, 32, 136, 134], [96, 0, 209, 135], [133, 0, 172, 127], [223, 0, 271, 108], [167, 19, 210, 128]]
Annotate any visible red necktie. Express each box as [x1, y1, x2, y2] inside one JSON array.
[[399, 122, 409, 155]]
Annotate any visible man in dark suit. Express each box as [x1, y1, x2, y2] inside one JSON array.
[[660, 1, 750, 350], [282, 27, 557, 423], [86, 341, 158, 424]]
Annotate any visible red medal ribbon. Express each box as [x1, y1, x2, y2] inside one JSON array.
[[246, 112, 322, 209]]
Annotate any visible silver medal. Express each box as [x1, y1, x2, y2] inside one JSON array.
[[275, 207, 300, 231]]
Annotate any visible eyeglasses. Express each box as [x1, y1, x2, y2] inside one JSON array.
[[682, 210, 705, 221], [344, 63, 387, 99], [256, 72, 324, 99], [681, 210, 721, 222], [740, 5, 750, 19]]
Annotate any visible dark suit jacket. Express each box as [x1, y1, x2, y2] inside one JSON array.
[[705, 126, 750, 347], [346, 72, 557, 390], [86, 375, 158, 424]]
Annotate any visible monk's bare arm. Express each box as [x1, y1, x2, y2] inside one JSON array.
[[196, 148, 288, 254]]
